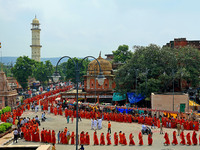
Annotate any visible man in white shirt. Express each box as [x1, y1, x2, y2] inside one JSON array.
[[91, 119, 94, 130], [94, 119, 97, 130], [98, 118, 102, 130], [142, 124, 147, 132], [13, 128, 18, 143]]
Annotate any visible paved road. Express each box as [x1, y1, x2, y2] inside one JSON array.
[[12, 110, 200, 150]]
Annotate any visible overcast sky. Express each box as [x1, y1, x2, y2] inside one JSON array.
[[0, 0, 200, 58]]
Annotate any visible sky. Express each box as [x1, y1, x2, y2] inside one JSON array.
[[0, 0, 200, 58]]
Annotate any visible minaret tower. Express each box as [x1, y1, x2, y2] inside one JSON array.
[[30, 16, 42, 62]]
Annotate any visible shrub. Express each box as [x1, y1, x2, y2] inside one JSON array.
[[0, 126, 6, 133], [1, 123, 12, 129], [0, 106, 11, 118]]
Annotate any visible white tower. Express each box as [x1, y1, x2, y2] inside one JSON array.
[[30, 16, 42, 62]]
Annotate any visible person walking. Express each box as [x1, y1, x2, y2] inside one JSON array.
[[177, 122, 181, 136], [57, 131, 60, 144], [160, 117, 163, 134], [13, 128, 18, 143], [108, 121, 111, 134]]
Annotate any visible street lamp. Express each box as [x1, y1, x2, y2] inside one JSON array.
[[135, 69, 139, 106], [145, 68, 149, 107], [52, 56, 105, 150], [172, 69, 175, 111]]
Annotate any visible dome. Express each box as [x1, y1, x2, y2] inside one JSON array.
[[32, 17, 39, 24], [88, 53, 112, 75]]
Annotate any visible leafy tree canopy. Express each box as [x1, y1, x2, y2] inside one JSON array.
[[115, 44, 200, 97], [33, 60, 54, 85], [112, 45, 133, 63], [11, 56, 36, 89], [57, 57, 90, 83]]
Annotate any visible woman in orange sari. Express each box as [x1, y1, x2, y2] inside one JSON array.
[[129, 133, 135, 145], [138, 132, 143, 145], [100, 133, 105, 145], [106, 132, 111, 145]]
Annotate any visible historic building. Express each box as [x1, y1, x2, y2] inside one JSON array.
[[61, 53, 116, 103], [0, 69, 18, 109], [164, 38, 200, 50], [30, 16, 42, 62]]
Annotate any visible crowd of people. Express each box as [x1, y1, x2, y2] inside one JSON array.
[[1, 86, 200, 148]]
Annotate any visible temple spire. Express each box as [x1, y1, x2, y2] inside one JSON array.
[[99, 51, 101, 58]]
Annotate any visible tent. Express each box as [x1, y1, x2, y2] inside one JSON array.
[[127, 92, 145, 104], [112, 93, 126, 101]]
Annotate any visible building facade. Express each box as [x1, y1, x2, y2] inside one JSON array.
[[30, 16, 42, 62], [151, 92, 189, 113], [61, 53, 116, 103], [0, 70, 18, 109], [164, 38, 200, 50]]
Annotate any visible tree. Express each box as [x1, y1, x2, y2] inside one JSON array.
[[11, 56, 36, 89], [57, 58, 90, 83], [115, 44, 200, 97], [33, 60, 54, 85], [112, 45, 133, 63]]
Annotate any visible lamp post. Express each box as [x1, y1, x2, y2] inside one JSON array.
[[52, 56, 105, 150], [94, 69, 97, 103], [135, 69, 139, 106], [172, 69, 175, 111], [145, 68, 149, 107]]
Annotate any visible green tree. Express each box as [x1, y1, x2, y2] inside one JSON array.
[[112, 45, 133, 63], [115, 44, 200, 97], [57, 58, 90, 83], [33, 60, 54, 85], [11, 56, 36, 89]]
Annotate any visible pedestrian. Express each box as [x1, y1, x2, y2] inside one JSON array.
[[164, 132, 170, 145], [100, 133, 105, 145], [13, 128, 18, 143], [79, 145, 84, 150], [148, 133, 153, 146], [192, 130, 197, 145], [107, 132, 111, 145], [94, 119, 97, 130], [67, 116, 70, 124], [71, 115, 74, 123], [129, 133, 135, 145], [52, 143, 56, 150], [108, 121, 111, 134], [172, 131, 178, 145], [138, 132, 143, 146], [93, 131, 99, 145], [98, 118, 102, 129], [91, 118, 94, 130], [186, 132, 192, 146], [180, 131, 186, 145], [177, 122, 181, 136], [114, 132, 118, 146], [160, 117, 163, 134]]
